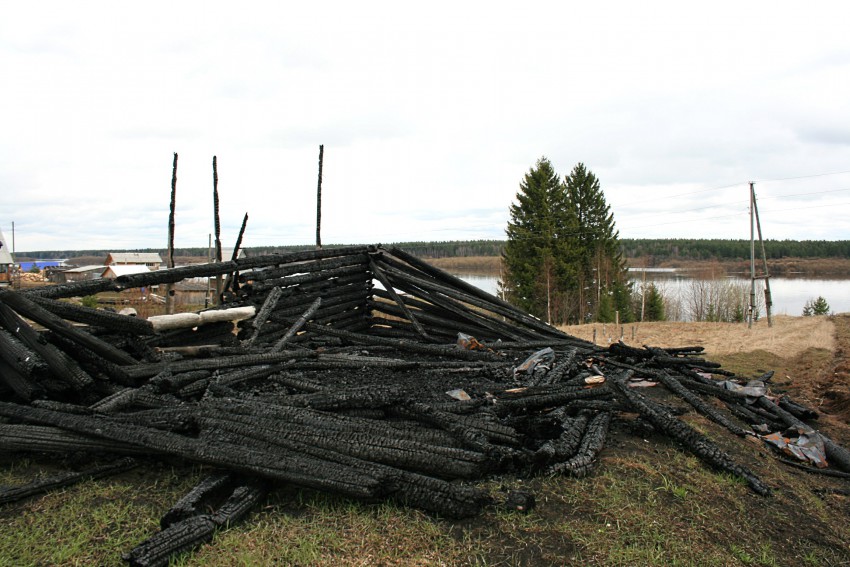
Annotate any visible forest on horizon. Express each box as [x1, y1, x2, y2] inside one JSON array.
[[17, 238, 850, 262]]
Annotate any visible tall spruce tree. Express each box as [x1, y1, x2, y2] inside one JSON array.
[[502, 157, 571, 322], [563, 163, 628, 322]]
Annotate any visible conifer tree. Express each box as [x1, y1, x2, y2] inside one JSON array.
[[563, 163, 627, 322], [644, 283, 665, 321], [502, 158, 564, 319]]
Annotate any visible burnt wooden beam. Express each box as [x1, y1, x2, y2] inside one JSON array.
[[0, 289, 137, 366], [368, 257, 430, 341]]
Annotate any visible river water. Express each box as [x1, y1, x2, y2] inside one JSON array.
[[453, 273, 850, 318]]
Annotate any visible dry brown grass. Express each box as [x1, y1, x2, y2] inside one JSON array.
[[426, 255, 501, 274], [559, 314, 836, 358]]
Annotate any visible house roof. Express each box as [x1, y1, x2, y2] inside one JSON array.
[[0, 229, 13, 265], [64, 265, 107, 273], [102, 264, 151, 278], [106, 252, 163, 265]]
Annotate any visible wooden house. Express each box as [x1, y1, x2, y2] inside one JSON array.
[[105, 252, 162, 270], [0, 229, 14, 286], [101, 264, 151, 279]]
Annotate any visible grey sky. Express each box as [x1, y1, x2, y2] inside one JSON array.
[[2, 1, 849, 252]]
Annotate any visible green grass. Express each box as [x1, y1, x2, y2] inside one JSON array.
[[3, 412, 850, 566]]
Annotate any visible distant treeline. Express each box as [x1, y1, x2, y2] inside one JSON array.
[[18, 238, 850, 262], [619, 238, 850, 260]]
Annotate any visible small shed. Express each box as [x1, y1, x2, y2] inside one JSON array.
[[174, 280, 213, 306], [101, 264, 151, 279], [105, 252, 163, 270], [61, 265, 107, 283]]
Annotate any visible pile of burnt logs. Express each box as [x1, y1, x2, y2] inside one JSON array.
[[0, 245, 846, 565]]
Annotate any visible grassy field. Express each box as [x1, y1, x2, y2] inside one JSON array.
[[2, 316, 850, 565]]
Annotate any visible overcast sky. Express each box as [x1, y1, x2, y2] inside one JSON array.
[[2, 1, 849, 253]]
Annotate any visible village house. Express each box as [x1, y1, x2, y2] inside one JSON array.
[[105, 252, 163, 270], [58, 265, 108, 283], [101, 264, 151, 279], [0, 229, 13, 286]]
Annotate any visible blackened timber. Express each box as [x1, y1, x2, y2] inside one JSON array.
[[367, 302, 494, 342], [0, 289, 138, 366], [303, 322, 498, 361], [247, 263, 369, 294], [388, 246, 515, 311], [386, 247, 572, 339], [148, 321, 238, 349], [124, 350, 317, 380], [602, 358, 750, 437], [0, 401, 383, 499], [235, 245, 372, 271], [243, 254, 369, 283], [160, 472, 235, 528], [272, 297, 322, 351], [607, 371, 771, 495], [375, 274, 532, 342], [221, 212, 249, 295], [546, 411, 611, 477], [375, 257, 566, 341], [116, 261, 238, 289], [201, 399, 464, 448], [47, 332, 136, 386], [536, 412, 589, 465], [199, 413, 486, 479], [0, 423, 148, 454], [0, 357, 43, 401], [0, 327, 48, 381], [124, 479, 267, 567], [368, 258, 430, 340], [32, 296, 155, 335], [243, 286, 283, 346], [22, 277, 117, 299], [244, 274, 370, 309], [261, 286, 366, 323]]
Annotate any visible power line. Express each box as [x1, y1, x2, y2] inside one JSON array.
[[755, 169, 850, 183], [757, 186, 850, 200], [611, 181, 745, 209]]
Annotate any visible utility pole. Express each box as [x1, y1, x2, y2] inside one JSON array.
[[748, 182, 773, 328], [749, 183, 755, 328], [752, 183, 773, 326]]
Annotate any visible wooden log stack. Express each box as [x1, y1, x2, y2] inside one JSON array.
[[0, 245, 843, 565]]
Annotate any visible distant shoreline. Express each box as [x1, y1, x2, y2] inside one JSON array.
[[426, 255, 850, 278]]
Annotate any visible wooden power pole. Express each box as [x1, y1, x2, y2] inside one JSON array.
[[748, 182, 773, 327]]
